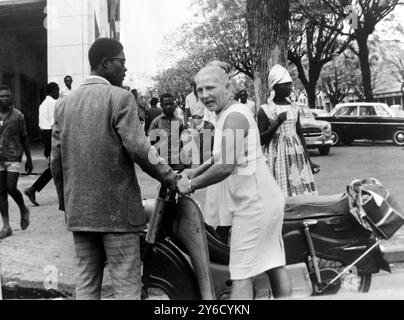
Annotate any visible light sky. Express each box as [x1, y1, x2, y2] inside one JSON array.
[[120, 0, 193, 91]]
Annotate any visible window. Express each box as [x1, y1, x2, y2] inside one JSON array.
[[359, 106, 376, 116], [334, 106, 357, 116], [375, 105, 392, 117]]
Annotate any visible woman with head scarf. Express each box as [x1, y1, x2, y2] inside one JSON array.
[[258, 64, 320, 198], [177, 61, 292, 300]]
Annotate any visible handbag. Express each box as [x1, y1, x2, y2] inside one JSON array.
[[346, 178, 404, 240]]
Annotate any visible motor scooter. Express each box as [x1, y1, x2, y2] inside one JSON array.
[[140, 185, 404, 300]]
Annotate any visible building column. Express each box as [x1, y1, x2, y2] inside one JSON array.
[[47, 0, 97, 88]]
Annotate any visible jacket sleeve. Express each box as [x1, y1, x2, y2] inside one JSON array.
[[113, 92, 175, 184], [50, 120, 65, 211]]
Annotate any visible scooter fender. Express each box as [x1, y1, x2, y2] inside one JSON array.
[[175, 196, 216, 300]]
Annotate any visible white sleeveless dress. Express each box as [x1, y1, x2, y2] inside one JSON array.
[[204, 103, 286, 280]]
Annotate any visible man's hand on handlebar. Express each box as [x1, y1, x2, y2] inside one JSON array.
[[163, 170, 179, 191]]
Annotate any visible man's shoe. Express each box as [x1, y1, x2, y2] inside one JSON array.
[[20, 207, 30, 231], [24, 188, 39, 206], [0, 227, 12, 240]]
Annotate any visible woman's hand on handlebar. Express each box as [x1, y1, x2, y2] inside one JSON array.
[[182, 168, 197, 179], [177, 175, 193, 195]]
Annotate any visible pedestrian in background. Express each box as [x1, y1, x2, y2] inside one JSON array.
[[258, 64, 319, 198], [238, 89, 256, 118], [51, 38, 177, 300], [0, 85, 33, 239], [131, 89, 146, 124], [24, 82, 60, 206], [59, 75, 73, 98], [144, 97, 162, 134], [148, 93, 187, 171], [184, 81, 205, 129]]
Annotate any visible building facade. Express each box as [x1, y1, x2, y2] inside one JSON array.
[[0, 0, 120, 139]]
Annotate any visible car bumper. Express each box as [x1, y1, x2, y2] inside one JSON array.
[[305, 138, 333, 148]]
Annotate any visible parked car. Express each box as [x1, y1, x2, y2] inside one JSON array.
[[316, 102, 404, 146], [297, 103, 333, 155]]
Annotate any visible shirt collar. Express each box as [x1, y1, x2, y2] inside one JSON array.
[[87, 75, 111, 85]]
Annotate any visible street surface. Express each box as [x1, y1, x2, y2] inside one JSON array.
[[1, 140, 404, 299]]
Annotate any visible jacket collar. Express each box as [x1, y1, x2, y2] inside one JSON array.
[[82, 76, 111, 87]]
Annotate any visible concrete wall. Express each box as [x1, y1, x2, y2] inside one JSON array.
[[47, 0, 112, 88]]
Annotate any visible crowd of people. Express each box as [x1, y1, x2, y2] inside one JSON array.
[[0, 37, 321, 300]]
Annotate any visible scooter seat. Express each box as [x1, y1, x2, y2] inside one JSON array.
[[284, 193, 349, 220]]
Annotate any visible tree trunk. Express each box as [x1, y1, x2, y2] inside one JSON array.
[[246, 0, 289, 113], [356, 34, 374, 102], [307, 84, 317, 109]]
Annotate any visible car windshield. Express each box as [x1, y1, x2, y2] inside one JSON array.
[[298, 106, 315, 119], [331, 106, 357, 116]]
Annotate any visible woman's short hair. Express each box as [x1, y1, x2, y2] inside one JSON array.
[[194, 60, 235, 98], [88, 38, 124, 70]]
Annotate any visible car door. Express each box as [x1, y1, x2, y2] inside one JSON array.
[[358, 105, 377, 140], [333, 105, 358, 141]]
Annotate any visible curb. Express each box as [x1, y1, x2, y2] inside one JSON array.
[[1, 278, 74, 300]]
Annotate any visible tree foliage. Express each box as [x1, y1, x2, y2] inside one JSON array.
[[288, 0, 355, 107], [321, 0, 402, 101]]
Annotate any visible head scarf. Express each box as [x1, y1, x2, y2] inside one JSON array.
[[261, 64, 293, 122], [267, 64, 292, 101]]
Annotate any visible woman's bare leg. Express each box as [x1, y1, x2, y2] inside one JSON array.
[[231, 279, 254, 300], [266, 266, 292, 299]]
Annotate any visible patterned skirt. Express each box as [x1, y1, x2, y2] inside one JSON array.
[[265, 134, 318, 198]]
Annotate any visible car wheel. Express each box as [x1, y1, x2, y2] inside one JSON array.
[[392, 130, 404, 146], [331, 131, 341, 146], [318, 146, 330, 156]]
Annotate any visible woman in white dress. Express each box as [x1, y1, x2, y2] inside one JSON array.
[[177, 61, 291, 300]]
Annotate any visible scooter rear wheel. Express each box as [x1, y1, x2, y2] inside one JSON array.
[[313, 257, 372, 294]]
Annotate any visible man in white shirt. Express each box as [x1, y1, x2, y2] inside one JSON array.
[[59, 75, 73, 98], [184, 81, 206, 128], [24, 82, 59, 206], [238, 89, 256, 118]]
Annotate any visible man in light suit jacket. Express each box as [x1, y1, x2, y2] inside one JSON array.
[[51, 38, 177, 300]]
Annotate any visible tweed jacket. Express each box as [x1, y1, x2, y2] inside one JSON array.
[[51, 77, 173, 232]]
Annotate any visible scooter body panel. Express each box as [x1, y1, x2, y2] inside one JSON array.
[[140, 233, 201, 300], [174, 196, 216, 300]]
